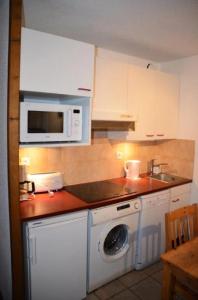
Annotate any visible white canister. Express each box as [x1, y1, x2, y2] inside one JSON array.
[[124, 160, 140, 179], [19, 164, 28, 182]]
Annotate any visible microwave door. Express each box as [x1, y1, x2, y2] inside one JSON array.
[[28, 111, 63, 134], [26, 110, 65, 142], [20, 102, 66, 143]]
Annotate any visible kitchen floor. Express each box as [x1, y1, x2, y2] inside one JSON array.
[[85, 261, 184, 300]]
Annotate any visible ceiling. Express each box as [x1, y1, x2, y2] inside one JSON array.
[[23, 0, 198, 62]]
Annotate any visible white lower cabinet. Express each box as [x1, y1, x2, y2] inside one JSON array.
[[170, 183, 191, 211], [23, 211, 88, 300]]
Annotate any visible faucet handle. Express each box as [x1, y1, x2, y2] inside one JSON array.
[[148, 159, 155, 175]]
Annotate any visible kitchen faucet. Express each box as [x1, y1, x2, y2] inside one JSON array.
[[149, 159, 168, 175]]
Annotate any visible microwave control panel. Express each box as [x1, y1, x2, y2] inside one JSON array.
[[67, 106, 82, 141]]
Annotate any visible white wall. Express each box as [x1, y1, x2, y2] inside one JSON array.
[[97, 48, 160, 69], [161, 55, 198, 203], [0, 1, 12, 299]]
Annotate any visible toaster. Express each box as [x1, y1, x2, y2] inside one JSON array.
[[27, 172, 64, 193]]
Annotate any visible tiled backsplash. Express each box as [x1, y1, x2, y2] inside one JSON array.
[[19, 139, 194, 185]]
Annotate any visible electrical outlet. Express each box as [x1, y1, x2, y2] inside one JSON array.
[[20, 156, 30, 166]]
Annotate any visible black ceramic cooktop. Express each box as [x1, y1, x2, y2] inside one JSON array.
[[65, 180, 136, 203]]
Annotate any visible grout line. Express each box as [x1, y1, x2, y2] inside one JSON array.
[[143, 266, 163, 276], [129, 276, 162, 300], [108, 289, 126, 299], [149, 274, 162, 286], [126, 286, 142, 300], [93, 281, 126, 300], [130, 289, 143, 300], [107, 287, 142, 300], [119, 272, 150, 289], [93, 293, 101, 300]]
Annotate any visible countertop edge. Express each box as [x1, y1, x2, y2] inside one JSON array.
[[20, 177, 192, 222]]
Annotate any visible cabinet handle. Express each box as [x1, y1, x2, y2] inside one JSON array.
[[29, 235, 37, 265], [146, 134, 154, 137], [172, 198, 180, 203], [156, 134, 165, 137], [78, 88, 91, 91]]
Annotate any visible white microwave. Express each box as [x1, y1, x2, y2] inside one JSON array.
[[20, 102, 82, 143]]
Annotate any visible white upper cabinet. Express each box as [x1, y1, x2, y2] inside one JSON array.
[[127, 66, 156, 139], [154, 71, 179, 139], [92, 56, 135, 121], [93, 54, 179, 140], [126, 66, 179, 140], [20, 28, 95, 97]]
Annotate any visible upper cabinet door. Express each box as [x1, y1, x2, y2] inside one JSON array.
[[126, 66, 179, 141], [154, 71, 179, 139], [127, 66, 157, 140], [20, 28, 95, 97], [92, 56, 134, 121]]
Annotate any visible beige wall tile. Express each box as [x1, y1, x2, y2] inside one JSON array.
[[19, 148, 61, 174], [19, 138, 195, 185]]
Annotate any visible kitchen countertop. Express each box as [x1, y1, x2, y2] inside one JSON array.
[[20, 175, 192, 221]]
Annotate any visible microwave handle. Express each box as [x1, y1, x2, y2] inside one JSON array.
[[67, 109, 72, 137]]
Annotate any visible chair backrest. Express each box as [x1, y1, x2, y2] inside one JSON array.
[[165, 203, 198, 251]]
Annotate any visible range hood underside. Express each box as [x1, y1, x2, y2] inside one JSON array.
[[91, 120, 135, 131]]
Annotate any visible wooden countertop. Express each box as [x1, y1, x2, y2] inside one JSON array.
[[20, 176, 192, 221]]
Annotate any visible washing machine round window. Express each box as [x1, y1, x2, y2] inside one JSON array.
[[104, 224, 128, 255], [99, 222, 131, 262]]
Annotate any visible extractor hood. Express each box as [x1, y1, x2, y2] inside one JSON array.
[[91, 120, 135, 131]]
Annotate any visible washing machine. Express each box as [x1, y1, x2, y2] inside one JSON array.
[[87, 198, 141, 292]]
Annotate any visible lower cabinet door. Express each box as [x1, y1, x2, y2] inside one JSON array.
[[170, 184, 191, 211], [25, 214, 87, 300]]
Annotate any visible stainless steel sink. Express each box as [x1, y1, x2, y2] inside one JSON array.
[[149, 173, 178, 183]]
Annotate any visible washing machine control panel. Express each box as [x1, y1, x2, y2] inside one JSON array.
[[117, 200, 140, 211], [90, 198, 141, 225], [133, 200, 140, 210]]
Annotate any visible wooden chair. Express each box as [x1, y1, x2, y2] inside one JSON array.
[[165, 203, 198, 251], [162, 203, 198, 300]]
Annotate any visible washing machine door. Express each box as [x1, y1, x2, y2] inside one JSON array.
[[98, 221, 131, 262]]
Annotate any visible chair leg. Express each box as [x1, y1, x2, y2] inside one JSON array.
[[162, 263, 175, 300]]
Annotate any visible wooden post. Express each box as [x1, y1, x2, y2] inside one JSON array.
[[8, 0, 24, 299]]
